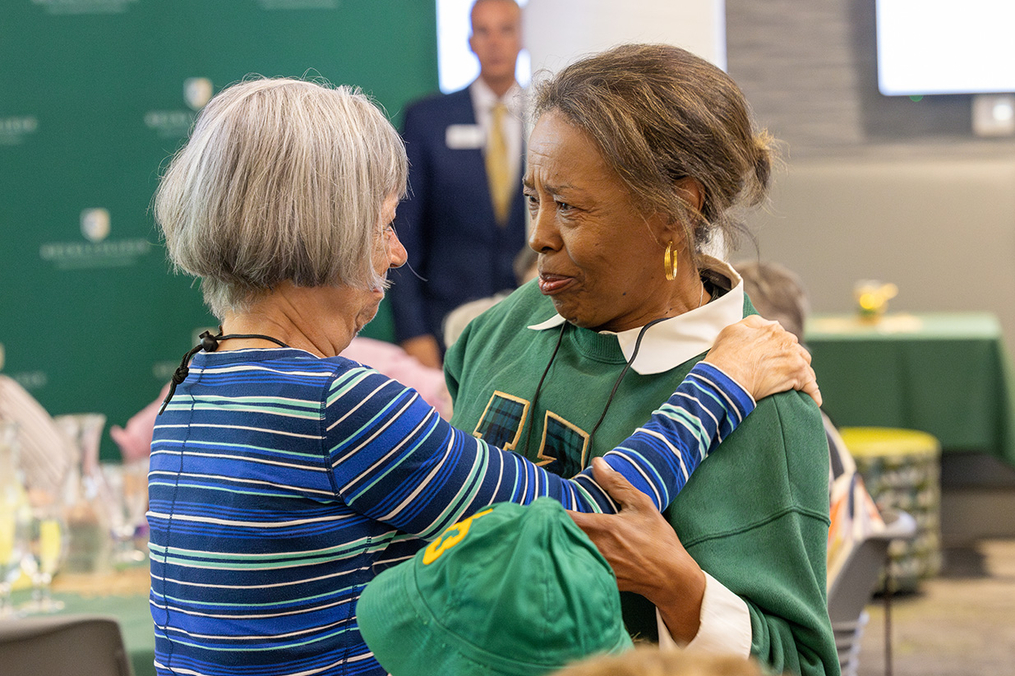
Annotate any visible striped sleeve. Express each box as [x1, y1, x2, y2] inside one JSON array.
[[325, 361, 755, 538]]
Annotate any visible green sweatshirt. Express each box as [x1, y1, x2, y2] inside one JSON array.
[[445, 279, 838, 676]]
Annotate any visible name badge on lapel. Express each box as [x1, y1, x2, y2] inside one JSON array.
[[445, 124, 484, 150]]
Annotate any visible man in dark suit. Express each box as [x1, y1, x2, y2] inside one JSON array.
[[389, 0, 527, 368]]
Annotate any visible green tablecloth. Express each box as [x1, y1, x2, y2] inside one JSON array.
[[806, 312, 1015, 468]]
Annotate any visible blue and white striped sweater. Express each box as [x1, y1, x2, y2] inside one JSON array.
[[149, 347, 752, 676]]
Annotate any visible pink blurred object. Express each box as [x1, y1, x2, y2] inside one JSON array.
[[341, 338, 452, 418], [110, 384, 169, 462]]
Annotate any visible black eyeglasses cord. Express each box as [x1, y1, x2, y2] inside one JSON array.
[[523, 316, 668, 467], [158, 330, 290, 415]]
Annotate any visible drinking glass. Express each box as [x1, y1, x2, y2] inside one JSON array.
[[101, 460, 149, 565], [54, 413, 113, 574], [20, 503, 67, 613], [0, 497, 30, 618], [0, 421, 30, 617]]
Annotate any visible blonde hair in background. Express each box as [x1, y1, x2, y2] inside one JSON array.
[[551, 647, 770, 676], [154, 77, 408, 320]]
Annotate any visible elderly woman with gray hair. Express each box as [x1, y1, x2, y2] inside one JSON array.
[[148, 77, 818, 676], [446, 45, 838, 675]]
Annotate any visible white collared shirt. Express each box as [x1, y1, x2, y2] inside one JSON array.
[[469, 78, 525, 186], [526, 255, 752, 655]]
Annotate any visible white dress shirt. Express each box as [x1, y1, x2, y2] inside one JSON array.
[[469, 78, 525, 188]]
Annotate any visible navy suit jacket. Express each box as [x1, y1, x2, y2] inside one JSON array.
[[389, 86, 527, 346]]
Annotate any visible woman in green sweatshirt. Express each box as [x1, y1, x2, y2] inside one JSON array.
[[445, 44, 838, 676]]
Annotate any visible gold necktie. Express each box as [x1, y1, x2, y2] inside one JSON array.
[[486, 102, 511, 225]]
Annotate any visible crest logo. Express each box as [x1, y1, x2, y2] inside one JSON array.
[[80, 208, 111, 243], [184, 78, 214, 111], [41, 209, 149, 270]]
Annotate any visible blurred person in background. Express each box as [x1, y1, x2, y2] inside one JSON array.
[[443, 245, 537, 349], [389, 0, 528, 367], [0, 344, 73, 496], [733, 259, 884, 588]]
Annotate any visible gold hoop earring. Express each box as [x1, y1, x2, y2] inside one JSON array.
[[664, 241, 679, 281]]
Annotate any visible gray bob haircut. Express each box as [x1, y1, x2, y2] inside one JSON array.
[[154, 77, 408, 319]]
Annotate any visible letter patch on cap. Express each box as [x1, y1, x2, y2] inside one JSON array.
[[422, 508, 494, 565]]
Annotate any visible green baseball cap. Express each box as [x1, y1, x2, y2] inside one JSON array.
[[358, 498, 634, 676]]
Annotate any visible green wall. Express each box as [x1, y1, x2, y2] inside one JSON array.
[[0, 0, 438, 459]]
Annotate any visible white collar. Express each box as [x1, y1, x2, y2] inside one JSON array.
[[526, 256, 745, 375], [469, 77, 524, 115]]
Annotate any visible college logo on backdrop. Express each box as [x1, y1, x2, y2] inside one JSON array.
[[0, 116, 39, 146], [39, 208, 151, 270], [145, 77, 213, 138], [31, 0, 139, 15], [80, 208, 111, 243], [184, 78, 213, 111]]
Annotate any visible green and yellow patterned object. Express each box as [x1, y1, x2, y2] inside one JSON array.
[[839, 427, 942, 592]]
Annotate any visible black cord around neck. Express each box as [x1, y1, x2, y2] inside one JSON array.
[[583, 280, 720, 460], [585, 316, 668, 460], [157, 330, 290, 415], [521, 322, 568, 455], [521, 316, 666, 464]]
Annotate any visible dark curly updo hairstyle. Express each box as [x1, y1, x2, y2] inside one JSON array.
[[531, 43, 774, 265]]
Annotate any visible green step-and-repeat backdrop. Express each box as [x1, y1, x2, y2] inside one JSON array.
[[1, 0, 438, 459]]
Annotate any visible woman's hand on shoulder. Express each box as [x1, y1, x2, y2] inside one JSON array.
[[568, 458, 706, 643], [703, 315, 821, 407]]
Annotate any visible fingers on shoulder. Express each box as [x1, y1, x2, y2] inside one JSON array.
[[567, 510, 615, 536]]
